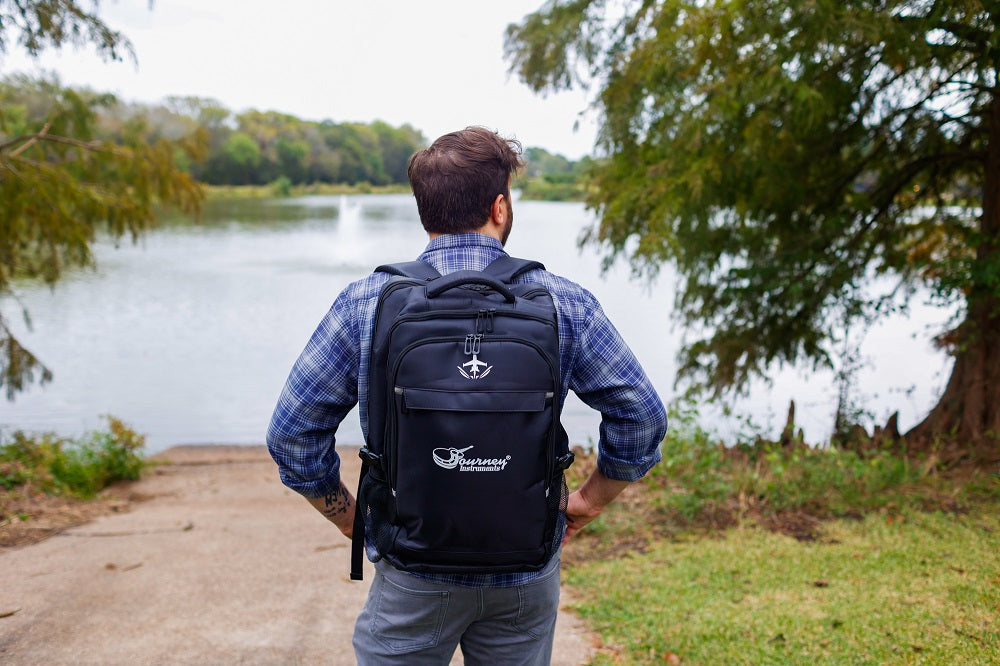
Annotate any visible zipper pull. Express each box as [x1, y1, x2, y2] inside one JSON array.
[[464, 334, 483, 355], [487, 308, 496, 333]]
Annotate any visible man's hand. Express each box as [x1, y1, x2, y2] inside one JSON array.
[[306, 481, 356, 538], [564, 490, 603, 542], [563, 467, 630, 545]]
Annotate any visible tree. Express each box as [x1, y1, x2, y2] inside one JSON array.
[[222, 131, 261, 183], [1, 2, 204, 399], [372, 120, 426, 183], [506, 1, 998, 456], [275, 136, 309, 184], [522, 146, 573, 178], [0, 0, 135, 62], [163, 96, 233, 183]]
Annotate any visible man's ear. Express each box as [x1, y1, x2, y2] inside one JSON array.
[[490, 193, 507, 225]]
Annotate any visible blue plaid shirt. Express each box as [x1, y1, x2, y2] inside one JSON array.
[[268, 233, 666, 587]]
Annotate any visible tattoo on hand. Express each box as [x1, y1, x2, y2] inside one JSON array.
[[320, 483, 353, 519]]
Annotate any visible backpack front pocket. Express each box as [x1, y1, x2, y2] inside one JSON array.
[[389, 386, 554, 567]]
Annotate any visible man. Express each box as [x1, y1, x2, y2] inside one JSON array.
[[267, 127, 666, 664]]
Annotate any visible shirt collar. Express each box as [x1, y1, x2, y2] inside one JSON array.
[[417, 233, 508, 275], [421, 232, 504, 254]]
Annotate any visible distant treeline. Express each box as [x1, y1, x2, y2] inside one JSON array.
[[1, 75, 589, 197], [516, 147, 593, 201]]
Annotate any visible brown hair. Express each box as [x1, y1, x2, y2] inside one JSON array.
[[407, 127, 524, 234]]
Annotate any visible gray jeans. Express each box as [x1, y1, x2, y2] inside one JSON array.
[[353, 554, 561, 665]]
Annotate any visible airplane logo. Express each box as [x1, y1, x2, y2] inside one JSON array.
[[458, 353, 492, 380]]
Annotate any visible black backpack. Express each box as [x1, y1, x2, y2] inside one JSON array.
[[350, 256, 574, 580]]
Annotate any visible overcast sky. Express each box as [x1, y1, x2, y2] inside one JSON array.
[[2, 0, 599, 158]]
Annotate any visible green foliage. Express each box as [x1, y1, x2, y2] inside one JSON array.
[[648, 403, 731, 520], [224, 131, 261, 167], [643, 402, 996, 529], [372, 119, 423, 183], [269, 175, 292, 197], [195, 109, 425, 187], [275, 136, 309, 182], [522, 146, 574, 177], [506, 1, 998, 407], [201, 182, 410, 199], [2, 2, 206, 399], [1, 81, 428, 197], [514, 146, 592, 201], [0, 417, 146, 499], [0, 74, 205, 398], [517, 172, 589, 201], [0, 0, 135, 62], [758, 445, 920, 515], [566, 511, 1000, 664]]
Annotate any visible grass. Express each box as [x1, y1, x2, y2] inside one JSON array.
[[203, 178, 588, 201], [629, 404, 1000, 539], [565, 511, 1000, 664], [201, 181, 411, 199], [0, 416, 146, 505], [561, 403, 1000, 664], [516, 174, 588, 201]]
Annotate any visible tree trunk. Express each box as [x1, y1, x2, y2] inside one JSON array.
[[905, 86, 1000, 463], [905, 325, 1000, 461]]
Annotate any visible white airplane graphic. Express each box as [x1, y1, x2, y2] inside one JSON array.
[[458, 354, 492, 379]]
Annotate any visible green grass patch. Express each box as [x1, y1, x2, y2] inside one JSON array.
[[516, 173, 588, 201], [566, 512, 1000, 664], [637, 404, 1000, 540], [0, 417, 146, 503], [202, 182, 411, 199], [562, 402, 1000, 664]]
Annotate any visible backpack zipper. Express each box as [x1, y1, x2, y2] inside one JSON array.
[[371, 278, 427, 332], [520, 288, 551, 300], [387, 308, 556, 335], [367, 277, 430, 451]]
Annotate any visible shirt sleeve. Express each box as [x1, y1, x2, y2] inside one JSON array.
[[266, 287, 360, 498], [569, 294, 667, 482]]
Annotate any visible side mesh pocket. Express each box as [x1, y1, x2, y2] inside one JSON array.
[[544, 472, 569, 559], [359, 470, 396, 560]]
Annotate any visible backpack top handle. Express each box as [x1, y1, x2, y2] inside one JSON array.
[[425, 271, 517, 303]]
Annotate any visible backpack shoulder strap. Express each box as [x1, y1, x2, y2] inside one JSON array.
[[483, 255, 545, 283], [374, 261, 441, 280]]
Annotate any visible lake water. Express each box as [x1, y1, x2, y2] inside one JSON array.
[[0, 193, 954, 453]]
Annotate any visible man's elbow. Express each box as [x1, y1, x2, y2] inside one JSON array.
[[650, 400, 668, 443], [265, 419, 286, 465]]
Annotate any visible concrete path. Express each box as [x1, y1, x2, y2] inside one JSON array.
[[0, 446, 594, 665]]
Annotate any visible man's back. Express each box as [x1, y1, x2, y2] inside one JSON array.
[[267, 127, 666, 665]]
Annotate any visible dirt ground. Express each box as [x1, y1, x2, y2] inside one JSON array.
[[0, 445, 596, 665]]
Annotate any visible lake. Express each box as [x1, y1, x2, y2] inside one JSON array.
[[0, 193, 954, 453]]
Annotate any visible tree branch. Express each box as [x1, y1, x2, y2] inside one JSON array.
[[3, 121, 51, 157], [1, 128, 107, 158]]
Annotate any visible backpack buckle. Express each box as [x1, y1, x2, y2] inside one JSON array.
[[359, 447, 384, 470], [555, 451, 575, 471]]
